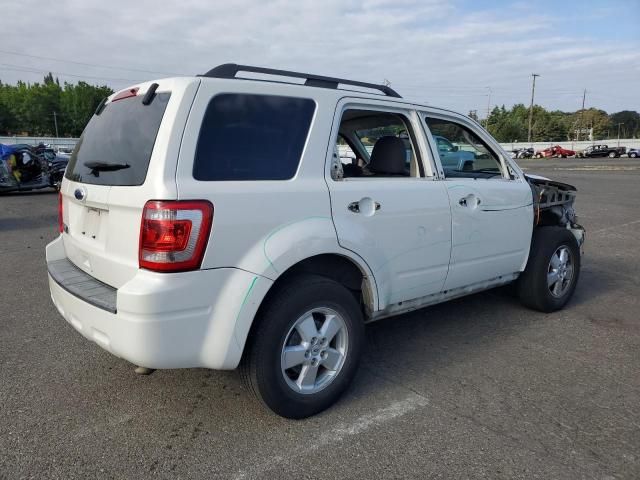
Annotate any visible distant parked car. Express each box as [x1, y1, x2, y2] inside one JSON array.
[[534, 145, 575, 158], [433, 135, 475, 170], [626, 148, 638, 158], [576, 144, 626, 158]]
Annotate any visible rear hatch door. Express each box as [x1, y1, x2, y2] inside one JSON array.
[[60, 78, 200, 288]]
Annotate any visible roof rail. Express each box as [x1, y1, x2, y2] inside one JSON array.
[[200, 63, 402, 98]]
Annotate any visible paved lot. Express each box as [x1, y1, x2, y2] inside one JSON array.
[[1, 157, 639, 479]]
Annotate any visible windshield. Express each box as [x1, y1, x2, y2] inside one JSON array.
[[65, 92, 171, 186]]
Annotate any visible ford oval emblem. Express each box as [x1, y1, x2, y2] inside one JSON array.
[[74, 187, 87, 201]]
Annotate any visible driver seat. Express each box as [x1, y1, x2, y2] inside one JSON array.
[[368, 136, 408, 176]]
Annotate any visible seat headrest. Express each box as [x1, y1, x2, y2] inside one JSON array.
[[368, 136, 407, 175]]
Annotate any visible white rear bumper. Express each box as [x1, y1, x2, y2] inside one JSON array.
[[46, 236, 272, 370]]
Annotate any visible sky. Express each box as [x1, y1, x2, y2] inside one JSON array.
[[1, 0, 639, 116]]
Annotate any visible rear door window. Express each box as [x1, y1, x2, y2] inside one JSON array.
[[193, 94, 316, 181], [65, 92, 171, 186]]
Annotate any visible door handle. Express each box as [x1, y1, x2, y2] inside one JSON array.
[[459, 195, 481, 207], [348, 199, 381, 214]]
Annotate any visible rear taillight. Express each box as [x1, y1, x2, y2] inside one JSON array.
[[58, 192, 64, 233], [139, 200, 213, 272]]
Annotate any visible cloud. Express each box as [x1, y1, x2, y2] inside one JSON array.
[[1, 0, 638, 114]]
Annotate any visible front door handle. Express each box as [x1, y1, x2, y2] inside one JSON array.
[[459, 195, 481, 208], [348, 199, 381, 215]]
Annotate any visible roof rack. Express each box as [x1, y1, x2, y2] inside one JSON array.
[[200, 63, 402, 98]]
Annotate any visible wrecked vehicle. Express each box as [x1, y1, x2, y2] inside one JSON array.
[[0, 143, 67, 193], [47, 64, 585, 419], [510, 147, 534, 159], [534, 145, 575, 158]]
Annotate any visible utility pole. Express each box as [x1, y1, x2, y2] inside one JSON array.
[[617, 122, 623, 147], [577, 89, 586, 141], [485, 87, 492, 129], [527, 74, 540, 144], [51, 111, 59, 138]]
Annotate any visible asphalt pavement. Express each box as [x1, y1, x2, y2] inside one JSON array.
[[1, 157, 639, 479]]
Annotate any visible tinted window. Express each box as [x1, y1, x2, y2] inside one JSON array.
[[193, 94, 315, 181], [66, 93, 171, 186]]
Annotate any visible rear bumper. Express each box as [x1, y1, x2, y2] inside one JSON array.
[[46, 236, 272, 370]]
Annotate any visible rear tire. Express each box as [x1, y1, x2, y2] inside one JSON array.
[[517, 227, 581, 313], [630, 152, 638, 158], [608, 151, 616, 158], [242, 274, 364, 419]]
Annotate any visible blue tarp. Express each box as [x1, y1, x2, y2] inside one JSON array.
[[0, 143, 18, 161]]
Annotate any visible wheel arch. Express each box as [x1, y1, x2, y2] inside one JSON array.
[[235, 252, 378, 366]]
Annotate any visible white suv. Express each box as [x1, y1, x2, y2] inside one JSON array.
[[47, 64, 585, 418]]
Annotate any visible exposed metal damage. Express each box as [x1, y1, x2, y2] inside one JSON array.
[[526, 174, 586, 247]]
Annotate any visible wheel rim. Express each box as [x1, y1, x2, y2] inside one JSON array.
[[280, 307, 348, 395], [547, 246, 574, 298]]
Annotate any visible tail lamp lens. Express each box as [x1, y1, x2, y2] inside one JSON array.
[[139, 200, 213, 272], [58, 192, 64, 233]]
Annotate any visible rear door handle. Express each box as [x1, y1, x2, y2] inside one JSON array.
[[348, 201, 360, 213]]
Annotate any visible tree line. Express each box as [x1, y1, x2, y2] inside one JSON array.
[[0, 73, 113, 137], [478, 104, 640, 143]]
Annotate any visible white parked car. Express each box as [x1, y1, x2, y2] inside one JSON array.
[[47, 64, 585, 418]]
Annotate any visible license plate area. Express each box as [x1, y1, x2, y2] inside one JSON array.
[[80, 207, 107, 242]]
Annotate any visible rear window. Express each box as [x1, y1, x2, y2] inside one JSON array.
[[65, 92, 171, 186], [193, 94, 315, 181]]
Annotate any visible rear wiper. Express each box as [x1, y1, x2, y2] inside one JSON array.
[[83, 161, 130, 172]]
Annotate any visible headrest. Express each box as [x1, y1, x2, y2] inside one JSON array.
[[369, 136, 407, 175]]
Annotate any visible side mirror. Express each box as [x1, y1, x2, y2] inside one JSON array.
[[451, 146, 459, 152]]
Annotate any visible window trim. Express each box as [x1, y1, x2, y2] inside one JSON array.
[[327, 100, 434, 181]]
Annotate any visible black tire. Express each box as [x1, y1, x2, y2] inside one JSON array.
[[630, 152, 637, 158], [241, 274, 364, 419], [517, 227, 581, 313], [608, 151, 616, 158]]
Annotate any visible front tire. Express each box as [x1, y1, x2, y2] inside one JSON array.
[[630, 152, 637, 158], [242, 274, 364, 419], [517, 227, 581, 312]]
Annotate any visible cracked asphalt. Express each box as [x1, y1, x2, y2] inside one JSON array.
[[1, 157, 639, 479]]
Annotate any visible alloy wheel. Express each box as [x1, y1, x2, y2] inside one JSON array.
[[280, 308, 348, 395], [547, 246, 574, 298]]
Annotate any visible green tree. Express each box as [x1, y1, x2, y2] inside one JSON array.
[[609, 110, 640, 138], [0, 75, 112, 136]]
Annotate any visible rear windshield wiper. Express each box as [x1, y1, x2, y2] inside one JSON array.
[[83, 161, 130, 172]]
